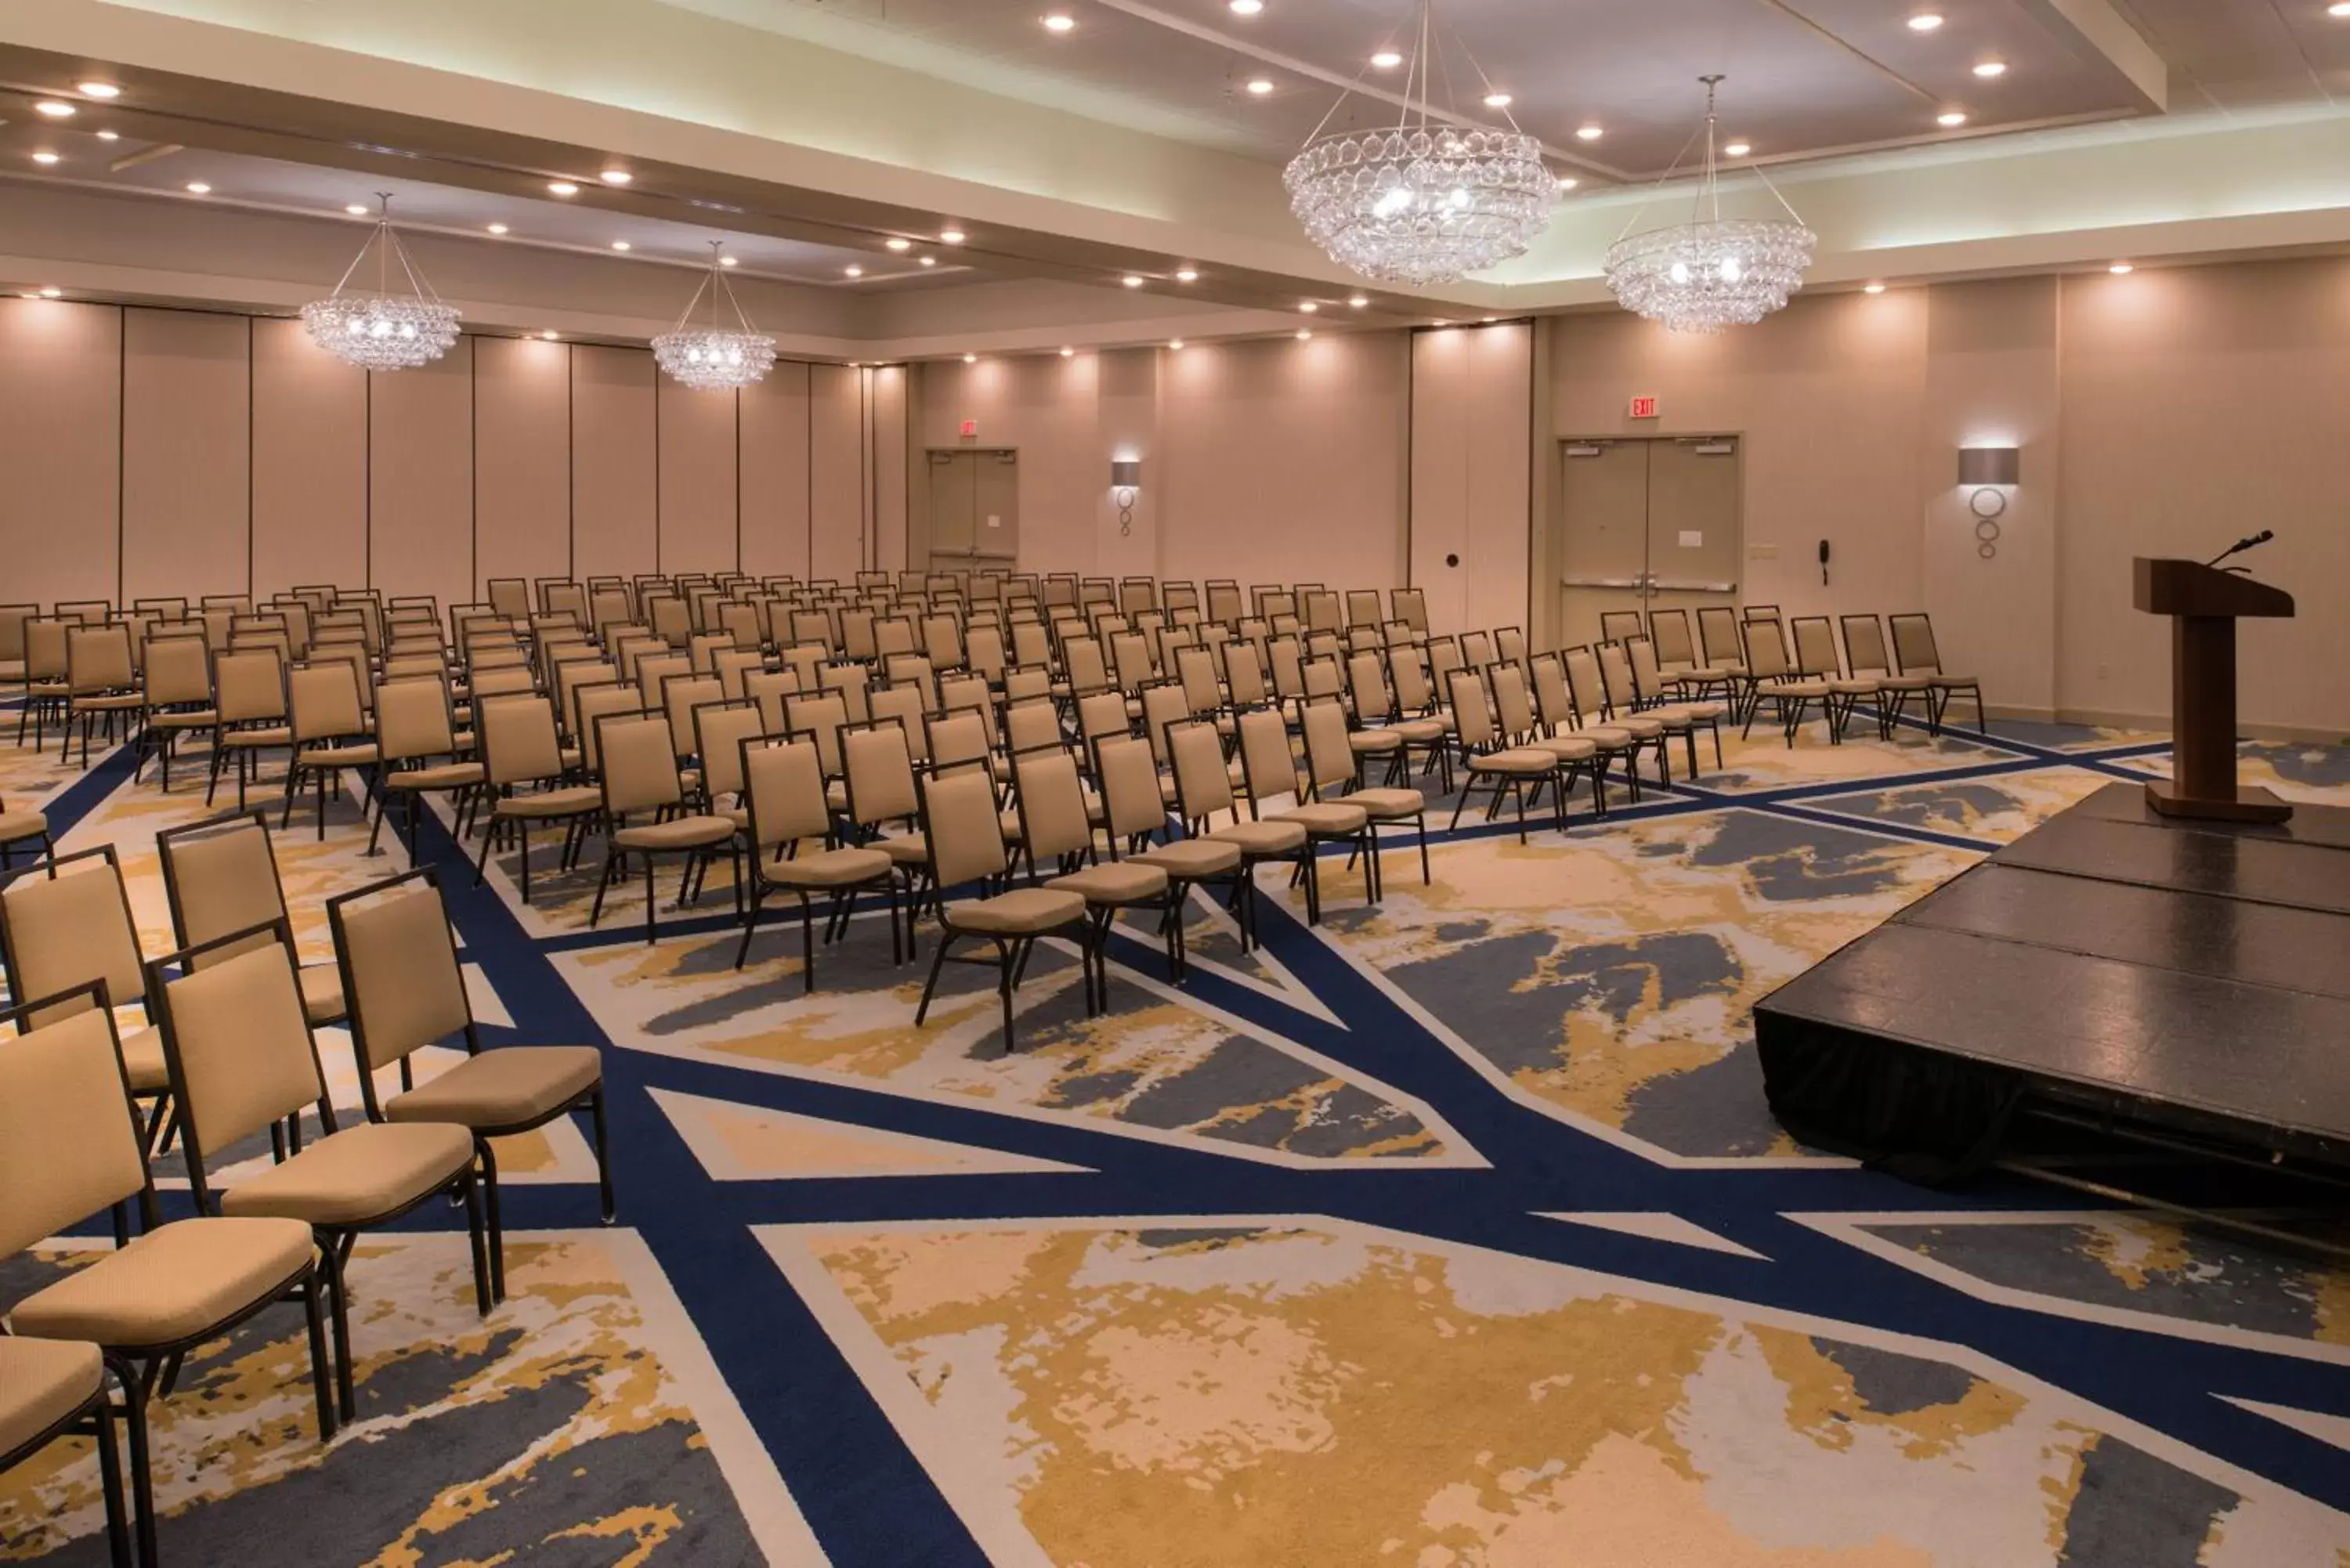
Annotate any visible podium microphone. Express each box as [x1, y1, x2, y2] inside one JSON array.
[[2207, 529, 2275, 569]]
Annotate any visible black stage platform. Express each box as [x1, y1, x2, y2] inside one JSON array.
[[1755, 782, 2350, 1183]]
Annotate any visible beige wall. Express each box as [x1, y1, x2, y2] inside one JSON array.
[[1412, 323, 1534, 634], [1548, 262, 2349, 735], [0, 299, 903, 611]]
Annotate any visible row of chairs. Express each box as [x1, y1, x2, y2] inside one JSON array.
[[0, 826, 615, 1566]]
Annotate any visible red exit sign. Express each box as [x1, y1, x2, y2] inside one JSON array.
[[1628, 396, 1660, 420], [959, 419, 978, 439]]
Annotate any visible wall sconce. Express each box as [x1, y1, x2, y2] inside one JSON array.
[[1958, 446, 2019, 559], [1111, 457, 1141, 536]]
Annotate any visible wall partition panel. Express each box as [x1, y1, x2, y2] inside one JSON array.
[[871, 367, 909, 575], [122, 308, 247, 603], [658, 377, 739, 573], [472, 335, 572, 588], [570, 345, 657, 579], [368, 338, 474, 612], [739, 359, 814, 577], [251, 316, 366, 594], [808, 363, 863, 579], [0, 299, 121, 605]]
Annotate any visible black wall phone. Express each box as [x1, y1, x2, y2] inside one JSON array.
[[1818, 539, 1831, 587]]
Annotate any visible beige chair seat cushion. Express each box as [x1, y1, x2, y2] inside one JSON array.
[[387, 1046, 602, 1132], [1048, 861, 1169, 905], [1826, 679, 1878, 696], [118, 1023, 170, 1093], [70, 693, 144, 712], [876, 834, 929, 866], [1337, 787, 1424, 818], [1640, 706, 1698, 730], [1531, 735, 1597, 763], [1572, 726, 1636, 750], [1210, 819, 1307, 854], [1876, 674, 1934, 692], [221, 1121, 475, 1227], [148, 708, 218, 729], [1135, 840, 1243, 878], [1611, 716, 1667, 740], [614, 815, 736, 851], [296, 742, 378, 768], [1673, 666, 1733, 682], [1762, 679, 1832, 699], [1929, 674, 1979, 690], [9, 1217, 313, 1352], [299, 963, 345, 1025], [221, 726, 293, 748], [1468, 747, 1556, 775], [1348, 730, 1403, 754], [1276, 802, 1368, 835], [387, 762, 484, 790], [766, 845, 893, 888], [945, 887, 1087, 935], [1679, 702, 1729, 721], [496, 785, 602, 818], [0, 809, 47, 846], [0, 1337, 103, 1458], [1393, 717, 1451, 742]]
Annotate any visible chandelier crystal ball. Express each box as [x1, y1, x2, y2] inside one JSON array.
[[1603, 215, 1816, 334], [653, 242, 778, 391], [302, 195, 461, 371], [1285, 126, 1553, 287], [1603, 75, 1816, 334]]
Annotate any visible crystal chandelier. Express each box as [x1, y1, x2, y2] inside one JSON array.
[[1604, 77, 1816, 334], [301, 194, 461, 371], [1282, 0, 1554, 287], [653, 242, 778, 391]]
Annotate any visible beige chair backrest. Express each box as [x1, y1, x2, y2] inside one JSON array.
[[1010, 621, 1051, 670], [377, 675, 459, 761], [0, 605, 31, 663], [1627, 638, 1672, 703], [1560, 646, 1609, 717], [1449, 669, 1497, 749], [928, 710, 989, 771], [1167, 721, 1237, 818], [744, 668, 801, 735], [1011, 746, 1093, 861], [714, 648, 766, 700], [1791, 617, 1842, 679], [869, 683, 929, 761], [471, 664, 538, 699], [964, 624, 1007, 681], [598, 712, 687, 816], [160, 820, 291, 972], [336, 881, 469, 1070], [1003, 698, 1059, 756], [663, 673, 724, 758], [215, 647, 287, 724], [288, 660, 367, 742], [1139, 683, 1191, 764], [1173, 646, 1220, 714], [1698, 606, 1744, 667], [1491, 660, 1538, 739], [696, 701, 765, 800], [844, 724, 920, 827], [1345, 652, 1391, 721], [1844, 616, 1893, 679], [1091, 734, 1165, 839], [558, 659, 620, 730], [1235, 706, 1300, 810], [479, 693, 565, 786], [918, 765, 1007, 887], [0, 1006, 149, 1259], [820, 662, 873, 724], [637, 652, 692, 710], [66, 625, 135, 694], [143, 630, 212, 706], [487, 578, 530, 620], [573, 686, 640, 772], [24, 619, 70, 681], [1003, 666, 1051, 703], [1299, 699, 1357, 793], [1, 851, 146, 1028], [1889, 615, 1944, 677], [1531, 653, 1578, 731], [1063, 637, 1109, 695], [784, 692, 851, 777], [1390, 645, 1435, 713], [1745, 623, 1795, 681], [742, 738, 830, 851], [1222, 642, 1268, 709], [154, 940, 327, 1158], [689, 631, 733, 674], [1650, 611, 1698, 667]]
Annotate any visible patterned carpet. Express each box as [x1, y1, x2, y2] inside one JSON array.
[[2, 703, 2347, 1566]]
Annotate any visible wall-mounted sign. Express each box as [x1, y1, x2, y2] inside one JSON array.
[[1628, 396, 1660, 420], [959, 419, 978, 439]]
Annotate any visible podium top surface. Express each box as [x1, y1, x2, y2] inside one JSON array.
[[2134, 557, 2295, 618]]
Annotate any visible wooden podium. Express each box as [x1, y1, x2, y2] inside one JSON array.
[[2133, 558, 2294, 824]]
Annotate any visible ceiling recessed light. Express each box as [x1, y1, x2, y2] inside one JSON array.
[[1300, 301, 1318, 313], [33, 100, 75, 118], [487, 222, 509, 234], [1576, 124, 1603, 141], [1175, 267, 1198, 282], [1246, 78, 1275, 95], [1556, 175, 1578, 190], [1371, 50, 1403, 69], [540, 330, 559, 340], [885, 238, 912, 251], [844, 264, 863, 277], [77, 82, 120, 99], [1723, 140, 1752, 157], [1864, 281, 1887, 294], [31, 152, 59, 165], [2109, 262, 2135, 274], [1348, 294, 1369, 308], [939, 228, 966, 244], [1974, 60, 2008, 78], [963, 352, 978, 363], [599, 169, 632, 185], [184, 182, 210, 194], [1908, 13, 1944, 30], [1229, 0, 1263, 13], [610, 240, 631, 251], [547, 180, 579, 196], [1123, 274, 1145, 287], [1060, 345, 1075, 357], [344, 203, 370, 215], [94, 130, 118, 141], [17, 291, 38, 300], [1936, 110, 1969, 127], [1042, 12, 1075, 31], [2332, 2, 2350, 16], [1483, 91, 1512, 108], [38, 287, 62, 298], [918, 255, 938, 267], [1481, 316, 1499, 323], [719, 255, 739, 266], [1169, 338, 1185, 349], [1295, 328, 1312, 341]]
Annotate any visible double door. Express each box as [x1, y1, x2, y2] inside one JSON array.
[[1557, 436, 1741, 649], [927, 449, 1020, 575]]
